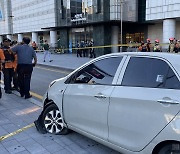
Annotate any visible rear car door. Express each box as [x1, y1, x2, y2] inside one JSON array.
[[63, 56, 125, 140], [108, 56, 180, 152]]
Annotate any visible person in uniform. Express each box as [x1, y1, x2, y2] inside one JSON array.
[[1, 38, 15, 94], [146, 38, 151, 52], [153, 39, 162, 52], [11, 37, 37, 99], [168, 38, 175, 53]]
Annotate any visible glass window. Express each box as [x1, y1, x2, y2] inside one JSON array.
[[69, 57, 122, 85], [164, 68, 180, 89], [121, 57, 180, 89]]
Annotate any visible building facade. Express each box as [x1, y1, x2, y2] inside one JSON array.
[[0, 0, 148, 54], [0, 0, 58, 47], [146, 0, 180, 45]]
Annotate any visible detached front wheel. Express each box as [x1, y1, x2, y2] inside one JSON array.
[[42, 104, 69, 135]]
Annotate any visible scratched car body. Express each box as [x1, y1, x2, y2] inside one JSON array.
[[37, 52, 180, 154]]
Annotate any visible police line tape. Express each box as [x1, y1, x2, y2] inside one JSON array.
[[35, 43, 172, 53]]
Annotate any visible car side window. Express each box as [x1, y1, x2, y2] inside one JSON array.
[[69, 57, 122, 85], [122, 57, 180, 89], [164, 68, 180, 89]]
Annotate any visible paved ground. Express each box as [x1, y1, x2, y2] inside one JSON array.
[[0, 52, 120, 154], [37, 52, 91, 70]]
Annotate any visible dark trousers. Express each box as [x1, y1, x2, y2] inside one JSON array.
[[3, 68, 14, 92], [77, 49, 82, 57], [17, 64, 33, 97], [13, 71, 19, 89], [90, 49, 96, 58]]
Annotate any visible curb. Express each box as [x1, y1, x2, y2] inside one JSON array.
[[36, 63, 74, 72]]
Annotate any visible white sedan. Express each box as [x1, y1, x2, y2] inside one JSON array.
[[35, 52, 180, 154]]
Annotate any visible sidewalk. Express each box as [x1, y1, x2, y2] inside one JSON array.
[[36, 52, 91, 70], [0, 90, 118, 154]]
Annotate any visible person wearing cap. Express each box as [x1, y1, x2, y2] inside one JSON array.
[[168, 37, 175, 53], [11, 37, 37, 99], [153, 39, 162, 52], [146, 38, 151, 52], [1, 38, 15, 94], [174, 40, 180, 53], [0, 44, 5, 98]]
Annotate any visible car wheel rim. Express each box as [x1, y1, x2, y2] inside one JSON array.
[[44, 109, 64, 134]]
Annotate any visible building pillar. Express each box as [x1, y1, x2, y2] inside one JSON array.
[[50, 31, 57, 47], [0, 36, 3, 43], [111, 26, 119, 53], [32, 32, 38, 43], [163, 19, 176, 44], [18, 34, 23, 42], [7, 35, 12, 40]]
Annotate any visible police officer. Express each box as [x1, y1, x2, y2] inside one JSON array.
[[146, 38, 151, 52], [11, 37, 37, 99], [168, 38, 175, 53], [89, 41, 96, 58], [153, 39, 162, 52], [2, 38, 15, 94]]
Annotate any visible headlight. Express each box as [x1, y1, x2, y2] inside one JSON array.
[[49, 80, 56, 87]]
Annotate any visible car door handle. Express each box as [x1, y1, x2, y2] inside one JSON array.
[[94, 94, 107, 99], [157, 99, 180, 105]]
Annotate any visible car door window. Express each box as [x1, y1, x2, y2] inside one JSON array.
[[164, 68, 180, 89], [122, 57, 180, 89], [69, 57, 122, 85]]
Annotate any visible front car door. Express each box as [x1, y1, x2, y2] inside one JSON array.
[[63, 56, 124, 140], [108, 56, 180, 152]]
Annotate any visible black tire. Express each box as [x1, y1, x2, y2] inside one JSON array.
[[157, 143, 180, 154], [42, 104, 69, 135]]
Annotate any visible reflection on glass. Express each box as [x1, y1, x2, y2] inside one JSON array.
[[72, 57, 122, 85]]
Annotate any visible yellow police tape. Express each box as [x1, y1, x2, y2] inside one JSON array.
[[36, 43, 171, 53], [0, 123, 35, 142]]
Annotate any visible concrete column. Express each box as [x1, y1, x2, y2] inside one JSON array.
[[18, 34, 23, 42], [7, 35, 12, 40], [32, 32, 38, 43], [0, 36, 3, 43], [111, 26, 119, 53], [50, 31, 57, 47], [163, 19, 176, 44]]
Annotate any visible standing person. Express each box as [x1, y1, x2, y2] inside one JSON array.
[[168, 38, 175, 53], [89, 41, 96, 58], [153, 39, 162, 52], [1, 38, 15, 94], [43, 40, 52, 62], [80, 41, 85, 57], [0, 46, 5, 98], [32, 41, 37, 50], [141, 42, 147, 52], [11, 37, 37, 99], [76, 41, 82, 57], [174, 41, 180, 53], [146, 38, 151, 52], [10, 41, 19, 91]]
